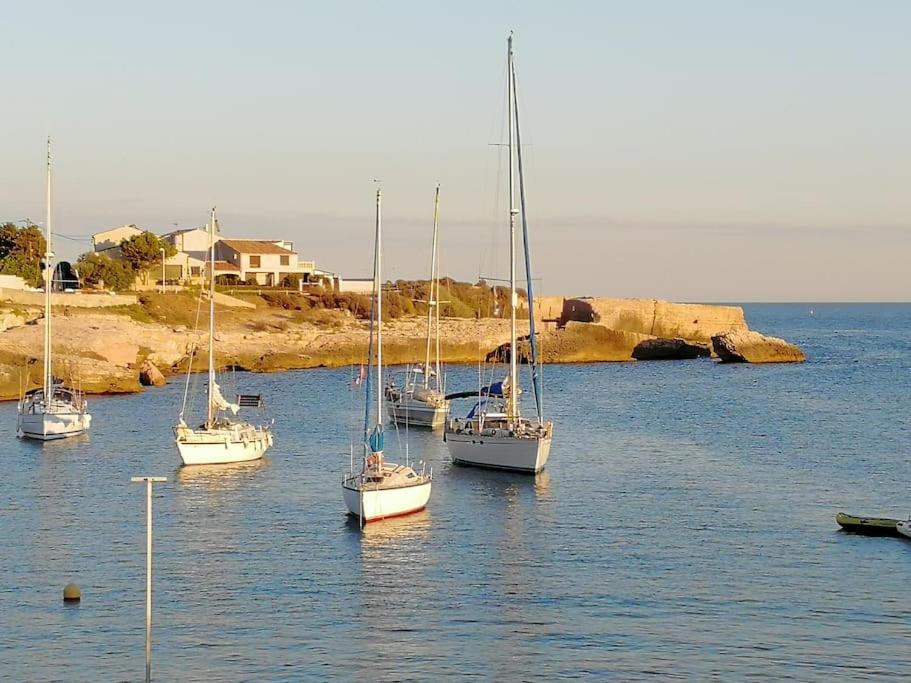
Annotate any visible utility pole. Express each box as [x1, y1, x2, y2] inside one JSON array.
[[131, 476, 166, 683]]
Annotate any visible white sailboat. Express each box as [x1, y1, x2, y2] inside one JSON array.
[[174, 207, 273, 466], [444, 34, 554, 473], [343, 188, 432, 524], [385, 184, 450, 429], [17, 139, 92, 441]]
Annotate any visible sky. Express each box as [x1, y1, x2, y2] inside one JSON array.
[[2, 1, 909, 301]]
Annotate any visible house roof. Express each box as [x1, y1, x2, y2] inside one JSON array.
[[213, 261, 240, 272], [162, 227, 206, 238], [218, 239, 295, 255], [92, 224, 143, 239]]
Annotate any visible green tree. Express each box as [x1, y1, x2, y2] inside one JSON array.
[[119, 232, 176, 284], [76, 252, 135, 291], [0, 221, 47, 287]]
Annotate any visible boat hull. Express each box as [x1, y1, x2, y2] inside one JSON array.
[[897, 521, 911, 540], [176, 427, 272, 466], [835, 512, 902, 538], [342, 477, 432, 523], [17, 411, 91, 441], [445, 428, 551, 473], [386, 400, 449, 429]]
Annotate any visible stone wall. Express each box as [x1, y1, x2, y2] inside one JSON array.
[[0, 288, 138, 308]]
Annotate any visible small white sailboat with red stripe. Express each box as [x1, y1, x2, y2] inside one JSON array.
[[343, 188, 432, 525]]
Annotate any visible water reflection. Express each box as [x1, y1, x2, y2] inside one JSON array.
[[357, 509, 432, 549], [175, 459, 268, 490]]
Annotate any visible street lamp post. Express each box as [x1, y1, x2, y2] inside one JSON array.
[[159, 248, 166, 293], [131, 476, 167, 683]]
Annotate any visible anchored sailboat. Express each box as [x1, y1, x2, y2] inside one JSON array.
[[386, 184, 450, 428], [17, 139, 92, 441], [343, 188, 432, 524], [444, 34, 554, 473], [174, 207, 273, 466]]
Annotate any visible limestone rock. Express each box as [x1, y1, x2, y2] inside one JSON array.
[[139, 360, 167, 386], [632, 337, 711, 360], [711, 330, 805, 364], [0, 311, 33, 332], [88, 339, 140, 367], [561, 297, 748, 342]]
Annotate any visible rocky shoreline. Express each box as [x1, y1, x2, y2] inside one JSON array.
[[0, 295, 805, 401]]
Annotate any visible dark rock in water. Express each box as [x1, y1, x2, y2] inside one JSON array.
[[486, 337, 532, 364], [711, 330, 805, 363], [138, 360, 167, 386], [632, 338, 710, 360]]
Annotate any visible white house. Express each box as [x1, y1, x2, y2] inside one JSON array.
[[338, 278, 374, 294], [215, 239, 315, 286], [91, 225, 144, 255]]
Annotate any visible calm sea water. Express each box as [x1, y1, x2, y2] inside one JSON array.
[[1, 303, 910, 681]]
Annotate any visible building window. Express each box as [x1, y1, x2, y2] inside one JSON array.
[[249, 255, 261, 268], [191, 267, 201, 276], [280, 255, 289, 266]]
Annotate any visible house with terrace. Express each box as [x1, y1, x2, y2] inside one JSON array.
[[214, 239, 316, 286]]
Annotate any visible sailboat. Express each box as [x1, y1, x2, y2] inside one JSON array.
[[343, 188, 432, 524], [444, 34, 554, 473], [174, 207, 273, 466], [385, 184, 450, 428], [17, 139, 92, 441]]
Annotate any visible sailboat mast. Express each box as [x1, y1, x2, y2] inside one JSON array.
[[511, 43, 544, 422], [507, 34, 519, 421], [375, 189, 383, 427], [43, 138, 53, 400], [424, 184, 440, 389], [206, 207, 216, 427]]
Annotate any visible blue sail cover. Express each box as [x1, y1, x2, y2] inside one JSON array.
[[368, 425, 384, 453], [483, 381, 505, 398]]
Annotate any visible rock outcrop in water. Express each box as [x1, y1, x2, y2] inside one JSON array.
[[559, 297, 747, 342], [632, 337, 711, 360], [139, 360, 167, 386], [711, 330, 806, 363]]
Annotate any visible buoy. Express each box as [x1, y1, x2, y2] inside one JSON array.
[[63, 582, 81, 603]]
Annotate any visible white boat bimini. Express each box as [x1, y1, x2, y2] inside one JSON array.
[[343, 188, 432, 525], [444, 34, 554, 474], [17, 139, 91, 441], [174, 208, 273, 466], [386, 185, 450, 429]]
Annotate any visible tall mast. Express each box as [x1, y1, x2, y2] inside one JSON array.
[[43, 138, 53, 400], [375, 189, 383, 427], [206, 207, 216, 427], [507, 34, 519, 421], [424, 184, 441, 389], [511, 42, 544, 421]]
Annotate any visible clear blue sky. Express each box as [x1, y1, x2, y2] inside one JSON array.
[[3, 1, 909, 301]]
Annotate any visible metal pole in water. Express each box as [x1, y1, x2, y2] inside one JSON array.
[[131, 476, 166, 683]]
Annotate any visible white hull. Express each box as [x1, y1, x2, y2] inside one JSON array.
[[175, 424, 272, 466], [18, 411, 91, 441], [386, 399, 449, 429], [445, 426, 552, 473], [897, 521, 911, 540], [342, 475, 432, 523]]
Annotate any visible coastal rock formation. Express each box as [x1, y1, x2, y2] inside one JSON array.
[[89, 339, 140, 367], [711, 330, 806, 364], [561, 297, 747, 342], [139, 360, 167, 386], [487, 323, 653, 363], [632, 337, 711, 360]]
